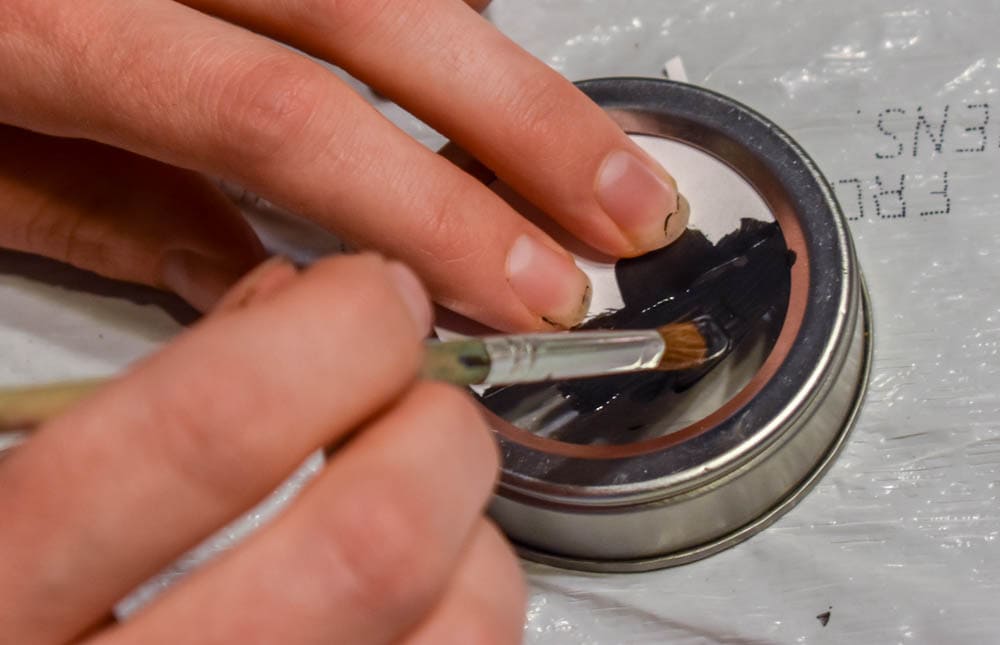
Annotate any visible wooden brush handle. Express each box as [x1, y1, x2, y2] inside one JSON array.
[[0, 378, 108, 432]]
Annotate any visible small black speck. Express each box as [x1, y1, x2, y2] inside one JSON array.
[[541, 316, 559, 327], [856, 109, 862, 115], [816, 610, 831, 627], [459, 354, 489, 369]]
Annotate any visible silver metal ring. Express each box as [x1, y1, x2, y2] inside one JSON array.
[[483, 77, 874, 572]]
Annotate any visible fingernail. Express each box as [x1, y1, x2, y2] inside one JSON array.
[[213, 256, 299, 313], [160, 249, 246, 313], [596, 150, 680, 253], [386, 261, 433, 336], [506, 235, 592, 328], [664, 193, 691, 244]]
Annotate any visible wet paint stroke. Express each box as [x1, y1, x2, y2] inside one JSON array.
[[481, 219, 793, 445]]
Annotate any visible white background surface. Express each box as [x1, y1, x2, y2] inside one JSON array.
[[485, 3, 1000, 643], [2, 1, 998, 643]]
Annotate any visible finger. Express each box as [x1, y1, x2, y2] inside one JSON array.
[[211, 255, 298, 313], [0, 254, 431, 644], [1, 0, 590, 330], [403, 520, 526, 645], [0, 126, 265, 311], [180, 0, 682, 257], [92, 382, 500, 645]]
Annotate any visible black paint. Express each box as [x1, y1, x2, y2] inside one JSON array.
[[481, 219, 792, 445]]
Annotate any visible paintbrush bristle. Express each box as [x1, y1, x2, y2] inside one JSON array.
[[657, 317, 729, 371], [656, 322, 707, 371]]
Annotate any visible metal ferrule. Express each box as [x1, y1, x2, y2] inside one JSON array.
[[482, 330, 666, 385]]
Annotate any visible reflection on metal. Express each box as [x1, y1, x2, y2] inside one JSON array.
[[483, 78, 874, 572]]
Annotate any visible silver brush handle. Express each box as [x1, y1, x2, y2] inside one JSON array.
[[481, 330, 666, 384]]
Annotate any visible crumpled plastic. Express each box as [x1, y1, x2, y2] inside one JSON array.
[[1, 1, 996, 642], [487, 2, 1000, 643], [347, 1, 1000, 641]]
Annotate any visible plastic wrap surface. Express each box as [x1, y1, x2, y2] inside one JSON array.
[[488, 3, 1000, 642], [1, 1, 997, 643]]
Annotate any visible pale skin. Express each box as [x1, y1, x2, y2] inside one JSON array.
[[0, 1, 684, 642]]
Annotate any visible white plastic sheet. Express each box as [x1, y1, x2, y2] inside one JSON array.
[[487, 2, 1000, 642], [2, 1, 998, 642]]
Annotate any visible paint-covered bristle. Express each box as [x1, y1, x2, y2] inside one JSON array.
[[657, 317, 729, 371]]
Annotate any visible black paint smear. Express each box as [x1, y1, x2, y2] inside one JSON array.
[[481, 219, 792, 445]]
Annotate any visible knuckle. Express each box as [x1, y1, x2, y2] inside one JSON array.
[[497, 75, 570, 152], [21, 210, 83, 262], [410, 185, 486, 267], [302, 0, 400, 48], [60, 225, 102, 273], [142, 361, 275, 504], [211, 56, 326, 164], [325, 0, 393, 28], [315, 483, 439, 612]]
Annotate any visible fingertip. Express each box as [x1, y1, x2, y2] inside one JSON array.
[[505, 235, 592, 329], [158, 250, 248, 313], [212, 255, 300, 314], [386, 261, 434, 337], [665, 193, 691, 245], [595, 149, 680, 255]]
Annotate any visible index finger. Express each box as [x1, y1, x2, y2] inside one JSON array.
[[183, 0, 685, 257], [1, 0, 591, 331], [0, 254, 429, 644]]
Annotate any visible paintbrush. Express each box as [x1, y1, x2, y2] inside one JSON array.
[[0, 318, 727, 435], [423, 316, 727, 386]]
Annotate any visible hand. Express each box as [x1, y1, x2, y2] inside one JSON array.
[[0, 255, 525, 644], [0, 0, 685, 331]]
